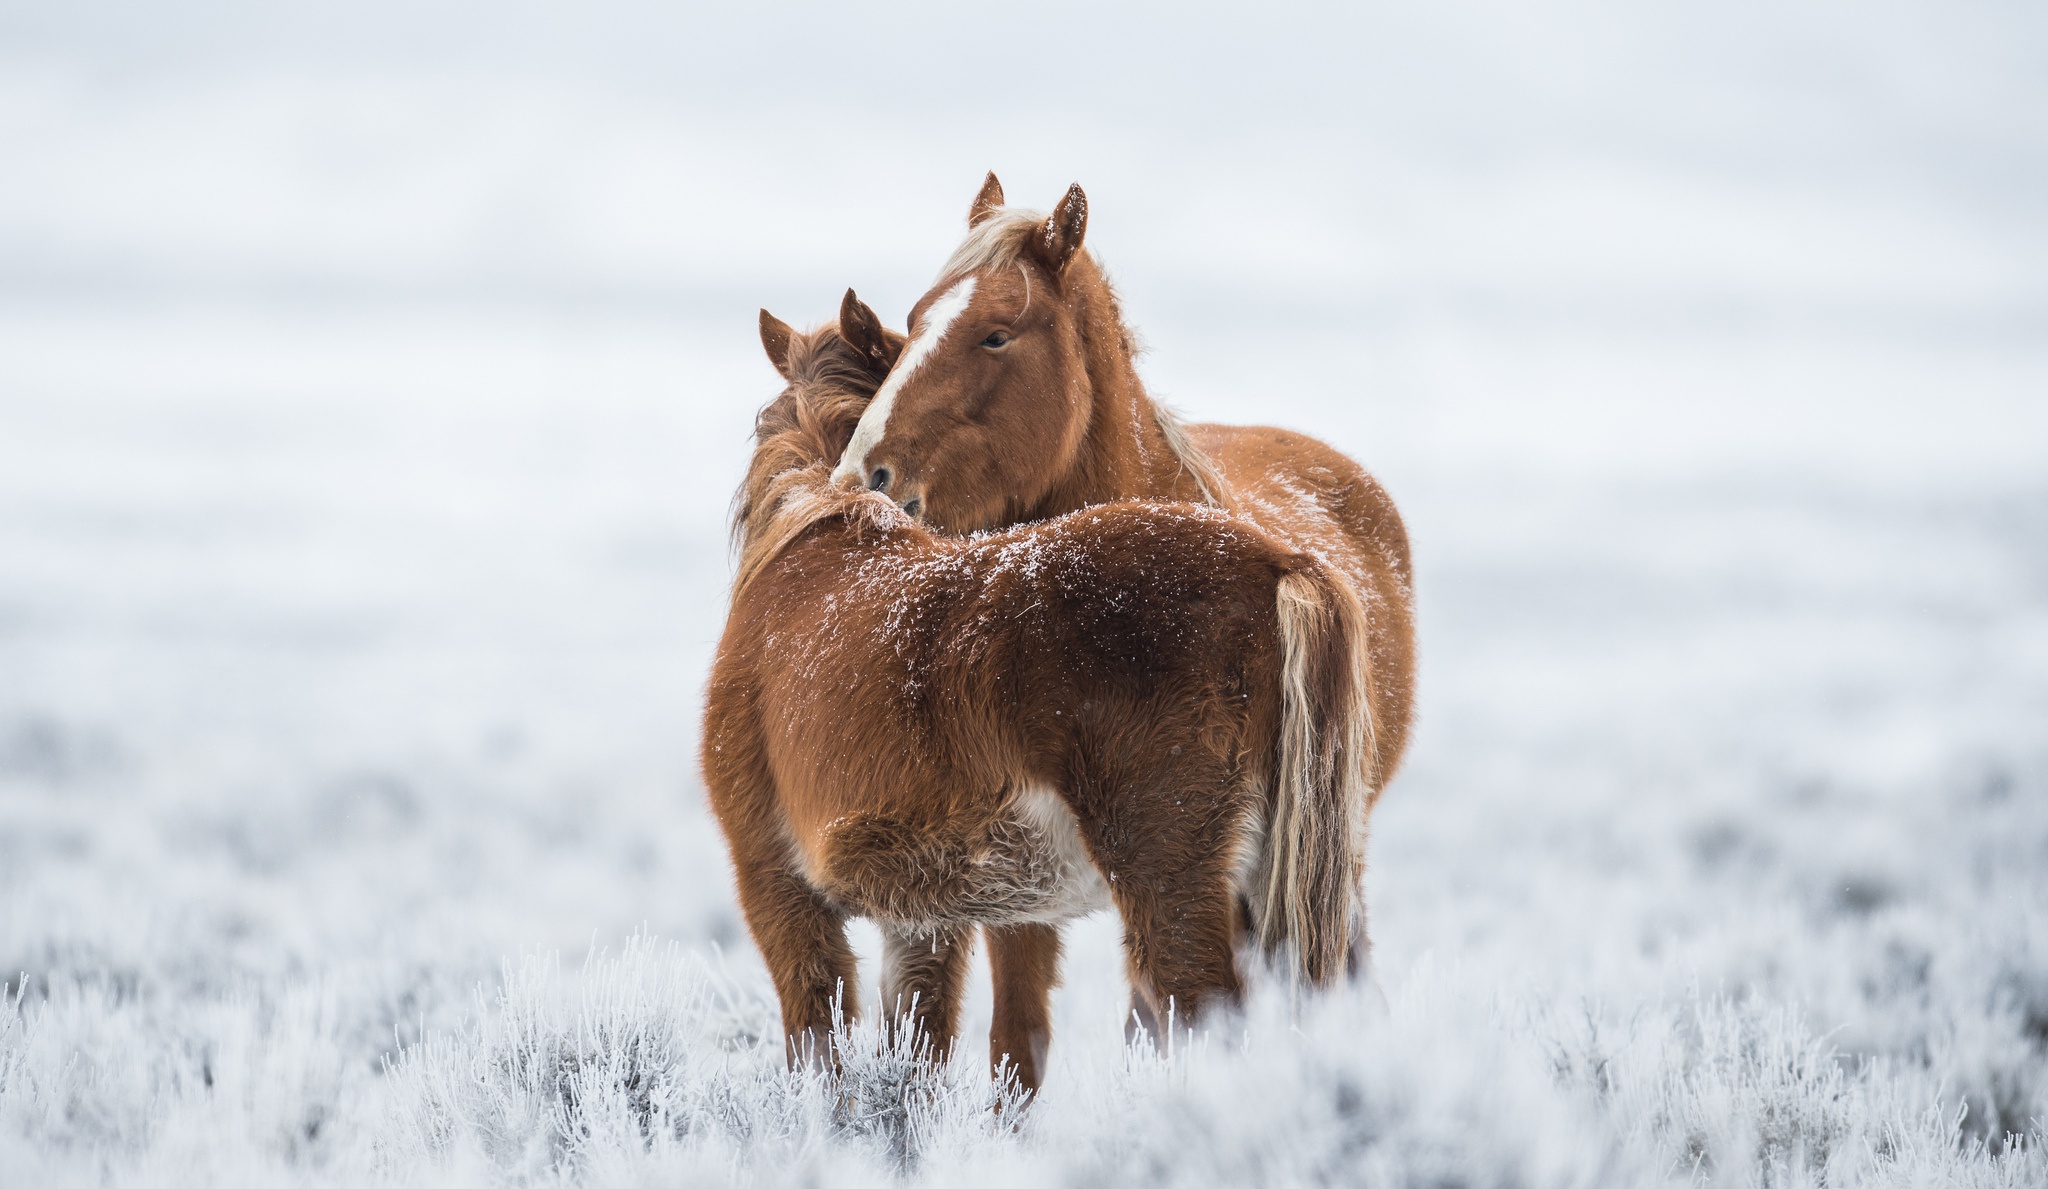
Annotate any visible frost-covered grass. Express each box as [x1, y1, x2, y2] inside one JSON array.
[[5, 41, 2048, 1187], [6, 935, 2044, 1187]]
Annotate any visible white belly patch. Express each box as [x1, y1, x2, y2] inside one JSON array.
[[810, 784, 1114, 929], [1003, 786, 1113, 924]]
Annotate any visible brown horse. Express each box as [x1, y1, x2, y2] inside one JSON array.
[[831, 175, 1415, 800], [703, 298, 1375, 1094]]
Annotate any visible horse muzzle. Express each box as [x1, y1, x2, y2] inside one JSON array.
[[853, 461, 925, 521]]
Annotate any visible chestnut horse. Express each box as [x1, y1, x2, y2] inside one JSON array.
[[831, 175, 1414, 800], [703, 299, 1375, 1094]]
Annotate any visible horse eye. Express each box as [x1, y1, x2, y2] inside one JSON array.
[[981, 330, 1012, 349]]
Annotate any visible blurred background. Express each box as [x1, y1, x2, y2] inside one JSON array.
[[2, 0, 2046, 1159]]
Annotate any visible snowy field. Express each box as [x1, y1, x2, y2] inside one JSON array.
[[4, 4, 2048, 1185]]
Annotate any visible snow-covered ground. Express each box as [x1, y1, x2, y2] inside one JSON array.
[[3, 6, 2046, 1183]]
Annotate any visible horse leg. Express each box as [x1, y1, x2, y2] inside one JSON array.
[[986, 922, 1061, 1094], [878, 923, 973, 1063], [1345, 897, 1375, 982], [1112, 870, 1244, 1049], [1345, 890, 1392, 1015], [731, 856, 859, 1069], [1070, 780, 1251, 1047], [1124, 988, 1162, 1047]]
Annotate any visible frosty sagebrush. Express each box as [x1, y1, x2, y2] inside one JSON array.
[[5, 936, 2044, 1187]]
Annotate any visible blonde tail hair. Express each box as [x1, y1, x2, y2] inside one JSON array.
[[1262, 562, 1376, 986]]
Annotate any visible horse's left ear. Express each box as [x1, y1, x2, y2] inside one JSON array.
[[968, 171, 1005, 228], [1030, 183, 1087, 274], [759, 309, 796, 379], [839, 288, 901, 376]]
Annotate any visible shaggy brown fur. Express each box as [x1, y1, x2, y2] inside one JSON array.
[[702, 306, 1373, 1092]]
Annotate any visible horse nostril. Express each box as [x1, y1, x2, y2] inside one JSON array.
[[902, 498, 922, 518], [868, 467, 892, 493]]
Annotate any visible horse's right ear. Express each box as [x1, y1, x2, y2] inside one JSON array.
[[759, 309, 795, 379], [1029, 182, 1087, 274], [968, 171, 1005, 228], [839, 288, 899, 377]]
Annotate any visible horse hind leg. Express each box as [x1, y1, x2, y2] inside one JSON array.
[[730, 857, 860, 1070], [1345, 889, 1392, 1016], [986, 922, 1061, 1095], [1124, 988, 1163, 1048], [1115, 876, 1244, 1053], [707, 742, 859, 1067], [1074, 789, 1251, 1047], [878, 923, 974, 1063]]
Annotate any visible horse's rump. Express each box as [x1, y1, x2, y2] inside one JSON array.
[[730, 498, 1304, 917], [1184, 422, 1415, 793]]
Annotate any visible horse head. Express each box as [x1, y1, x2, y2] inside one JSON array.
[[734, 295, 907, 580], [830, 173, 1103, 534]]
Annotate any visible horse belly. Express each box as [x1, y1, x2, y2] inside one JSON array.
[[812, 785, 1111, 929], [1003, 786, 1113, 923]]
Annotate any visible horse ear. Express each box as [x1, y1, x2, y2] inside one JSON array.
[[968, 171, 1005, 228], [839, 288, 897, 377], [1031, 182, 1087, 274], [759, 309, 795, 379]]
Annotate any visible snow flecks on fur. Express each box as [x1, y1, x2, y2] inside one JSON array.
[[1241, 464, 1356, 584]]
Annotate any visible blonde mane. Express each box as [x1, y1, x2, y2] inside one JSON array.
[[935, 206, 1050, 287], [1154, 401, 1231, 508], [731, 326, 920, 595], [935, 206, 1232, 510]]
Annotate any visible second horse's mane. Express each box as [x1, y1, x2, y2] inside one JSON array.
[[731, 325, 917, 595]]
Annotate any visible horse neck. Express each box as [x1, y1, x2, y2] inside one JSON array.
[[1030, 257, 1191, 519]]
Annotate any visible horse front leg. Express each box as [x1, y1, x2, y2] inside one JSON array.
[[985, 921, 1061, 1094], [878, 922, 973, 1063]]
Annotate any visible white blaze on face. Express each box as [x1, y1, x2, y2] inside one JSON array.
[[831, 276, 978, 487]]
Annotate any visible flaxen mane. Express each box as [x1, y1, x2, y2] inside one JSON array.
[[934, 206, 1053, 288]]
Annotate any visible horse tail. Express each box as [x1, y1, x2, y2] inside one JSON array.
[[1264, 558, 1376, 987]]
